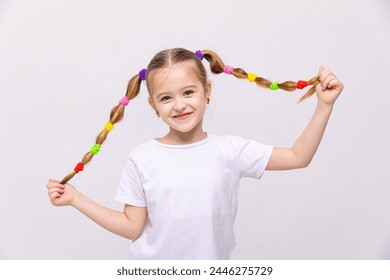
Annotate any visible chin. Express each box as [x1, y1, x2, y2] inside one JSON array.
[[168, 122, 198, 133], [172, 127, 195, 133], [166, 118, 203, 134]]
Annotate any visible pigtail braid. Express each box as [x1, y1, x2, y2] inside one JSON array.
[[60, 74, 143, 184], [202, 50, 320, 103]]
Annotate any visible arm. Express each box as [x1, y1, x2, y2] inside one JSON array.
[[266, 66, 344, 170], [46, 179, 147, 240]]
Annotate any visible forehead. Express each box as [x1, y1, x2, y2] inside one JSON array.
[[148, 61, 202, 95]]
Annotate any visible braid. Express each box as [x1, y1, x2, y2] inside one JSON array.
[[60, 74, 143, 184], [202, 50, 320, 103]]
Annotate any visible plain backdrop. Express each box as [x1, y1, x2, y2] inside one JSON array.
[[0, 0, 389, 259]]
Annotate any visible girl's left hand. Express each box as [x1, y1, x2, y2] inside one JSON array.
[[316, 66, 344, 107]]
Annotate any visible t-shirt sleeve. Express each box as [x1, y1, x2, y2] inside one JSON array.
[[228, 135, 273, 179], [115, 154, 147, 207]]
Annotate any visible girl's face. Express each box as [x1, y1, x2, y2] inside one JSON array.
[[148, 61, 211, 137]]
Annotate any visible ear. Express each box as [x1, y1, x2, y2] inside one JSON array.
[[148, 96, 157, 111], [205, 81, 212, 99]]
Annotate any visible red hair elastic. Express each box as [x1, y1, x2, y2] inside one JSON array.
[[74, 162, 84, 173], [297, 80, 308, 89]]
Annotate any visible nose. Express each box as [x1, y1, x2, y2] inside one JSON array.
[[173, 97, 187, 111]]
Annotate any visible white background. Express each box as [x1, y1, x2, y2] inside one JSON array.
[[0, 0, 389, 259]]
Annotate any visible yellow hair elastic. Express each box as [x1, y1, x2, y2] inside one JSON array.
[[247, 73, 257, 83], [104, 121, 114, 132]]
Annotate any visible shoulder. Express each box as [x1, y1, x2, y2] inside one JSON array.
[[212, 134, 273, 155], [212, 134, 252, 148], [126, 139, 154, 160], [209, 134, 252, 154]]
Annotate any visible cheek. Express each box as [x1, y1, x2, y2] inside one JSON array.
[[158, 104, 175, 117], [195, 101, 207, 114], [196, 97, 207, 107]]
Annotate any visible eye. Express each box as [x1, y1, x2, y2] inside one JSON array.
[[184, 90, 194, 96], [160, 96, 171, 102]]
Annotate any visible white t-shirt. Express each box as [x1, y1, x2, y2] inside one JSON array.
[[115, 133, 273, 259]]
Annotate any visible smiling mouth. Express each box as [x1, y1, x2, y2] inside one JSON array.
[[174, 112, 192, 118]]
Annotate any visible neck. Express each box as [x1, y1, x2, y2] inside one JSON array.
[[158, 121, 206, 144], [166, 131, 207, 145]]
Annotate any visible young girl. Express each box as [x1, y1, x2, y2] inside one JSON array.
[[46, 48, 343, 259]]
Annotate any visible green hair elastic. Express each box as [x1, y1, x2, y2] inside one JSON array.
[[91, 144, 101, 155], [270, 81, 279, 91]]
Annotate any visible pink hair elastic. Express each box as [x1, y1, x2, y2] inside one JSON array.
[[119, 96, 129, 106], [224, 65, 234, 74]]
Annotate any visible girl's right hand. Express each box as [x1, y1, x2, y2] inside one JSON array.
[[46, 179, 79, 206]]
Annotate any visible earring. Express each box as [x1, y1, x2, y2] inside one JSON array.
[[206, 98, 210, 104], [156, 111, 160, 117]]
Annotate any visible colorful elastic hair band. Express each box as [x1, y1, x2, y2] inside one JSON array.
[[119, 96, 129, 106], [195, 50, 204, 60], [270, 81, 279, 91], [247, 73, 257, 83], [74, 162, 84, 173], [139, 68, 147, 80], [104, 121, 114, 132], [224, 65, 234, 75], [91, 144, 101, 155], [297, 80, 308, 89]]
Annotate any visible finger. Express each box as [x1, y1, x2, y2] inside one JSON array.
[[47, 180, 56, 189], [318, 66, 330, 76], [47, 182, 65, 190], [49, 179, 59, 184], [319, 68, 332, 81], [49, 191, 62, 201], [320, 72, 337, 90], [319, 74, 332, 90], [327, 78, 340, 89], [48, 187, 64, 195]]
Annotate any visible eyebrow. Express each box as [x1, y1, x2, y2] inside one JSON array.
[[156, 85, 197, 99]]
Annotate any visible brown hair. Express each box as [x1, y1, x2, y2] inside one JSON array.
[[145, 48, 208, 93], [201, 49, 319, 102], [60, 48, 319, 184]]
